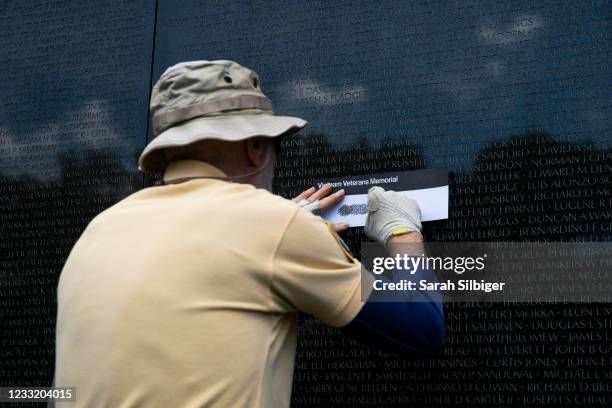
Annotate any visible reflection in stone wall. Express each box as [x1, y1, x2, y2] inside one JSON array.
[[274, 131, 612, 406], [1, 0, 611, 407], [0, 1, 155, 397]]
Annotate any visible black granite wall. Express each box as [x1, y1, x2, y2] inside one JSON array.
[[1, 1, 610, 406]]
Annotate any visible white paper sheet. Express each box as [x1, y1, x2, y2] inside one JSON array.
[[322, 186, 449, 227]]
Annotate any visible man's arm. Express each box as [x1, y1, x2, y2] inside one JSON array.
[[343, 186, 445, 356], [343, 232, 445, 356], [287, 184, 445, 354]]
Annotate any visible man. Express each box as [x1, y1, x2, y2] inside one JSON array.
[[53, 60, 444, 407]]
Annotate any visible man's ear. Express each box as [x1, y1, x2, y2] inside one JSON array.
[[245, 138, 269, 168]]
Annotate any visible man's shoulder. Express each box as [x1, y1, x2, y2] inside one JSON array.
[[235, 185, 302, 218], [246, 186, 296, 206], [94, 181, 304, 228]]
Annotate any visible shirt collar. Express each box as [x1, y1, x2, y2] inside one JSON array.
[[163, 160, 228, 184]]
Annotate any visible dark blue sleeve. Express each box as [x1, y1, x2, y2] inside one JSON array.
[[342, 265, 445, 356]]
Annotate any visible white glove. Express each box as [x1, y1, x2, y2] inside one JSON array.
[[364, 186, 422, 244]]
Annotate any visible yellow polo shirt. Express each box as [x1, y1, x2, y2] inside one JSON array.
[[54, 160, 369, 408]]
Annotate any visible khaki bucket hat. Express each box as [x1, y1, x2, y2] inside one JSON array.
[[138, 60, 307, 172]]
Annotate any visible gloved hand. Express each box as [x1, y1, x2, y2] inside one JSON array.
[[364, 186, 422, 244]]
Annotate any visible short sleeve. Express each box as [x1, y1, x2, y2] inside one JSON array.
[[272, 208, 371, 327]]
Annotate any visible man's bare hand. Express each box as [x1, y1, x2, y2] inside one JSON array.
[[293, 184, 348, 232]]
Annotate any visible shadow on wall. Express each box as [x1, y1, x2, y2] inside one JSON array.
[[274, 130, 612, 247], [0, 149, 140, 387], [425, 131, 612, 243], [284, 131, 612, 407], [1, 130, 611, 388]]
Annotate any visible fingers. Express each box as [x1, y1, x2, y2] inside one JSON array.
[[307, 184, 334, 202], [367, 186, 384, 211], [318, 188, 346, 213], [333, 222, 349, 233], [293, 187, 316, 202], [294, 184, 346, 215], [292, 183, 334, 202], [294, 183, 336, 203]]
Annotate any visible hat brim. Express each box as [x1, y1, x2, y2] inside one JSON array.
[[138, 112, 307, 172]]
